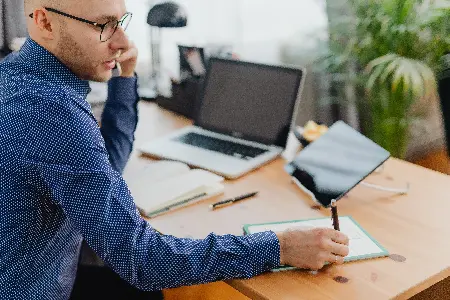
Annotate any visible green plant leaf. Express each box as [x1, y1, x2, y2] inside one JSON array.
[[407, 60, 425, 100], [365, 53, 399, 73], [415, 60, 438, 99], [366, 64, 385, 91], [380, 58, 401, 83], [399, 60, 413, 99], [391, 59, 407, 94]]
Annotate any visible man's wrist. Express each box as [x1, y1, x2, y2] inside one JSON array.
[[276, 231, 286, 265], [120, 72, 136, 78]]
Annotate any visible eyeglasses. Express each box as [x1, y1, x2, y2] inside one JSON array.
[[29, 8, 132, 42]]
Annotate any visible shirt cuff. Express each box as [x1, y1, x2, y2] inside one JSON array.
[[245, 231, 281, 273], [107, 76, 139, 107]]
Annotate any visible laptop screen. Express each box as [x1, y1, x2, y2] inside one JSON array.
[[285, 121, 391, 207], [194, 58, 303, 148]]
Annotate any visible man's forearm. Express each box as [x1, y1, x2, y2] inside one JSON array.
[[132, 230, 281, 290], [100, 76, 139, 174]]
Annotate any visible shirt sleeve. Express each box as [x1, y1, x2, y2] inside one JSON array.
[[21, 99, 280, 291], [100, 76, 139, 174]]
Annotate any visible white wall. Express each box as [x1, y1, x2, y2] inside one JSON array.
[[124, 0, 328, 83]]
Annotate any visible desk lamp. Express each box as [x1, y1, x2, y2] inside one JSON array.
[[140, 1, 188, 100]]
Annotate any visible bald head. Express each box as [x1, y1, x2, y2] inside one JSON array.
[[24, 0, 130, 82], [25, 0, 65, 14], [24, 0, 73, 46]]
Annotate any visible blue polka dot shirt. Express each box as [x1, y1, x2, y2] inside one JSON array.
[[0, 38, 280, 299]]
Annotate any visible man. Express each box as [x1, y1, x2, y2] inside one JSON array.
[[0, 0, 350, 299]]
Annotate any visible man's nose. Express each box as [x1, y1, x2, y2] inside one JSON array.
[[109, 26, 129, 52]]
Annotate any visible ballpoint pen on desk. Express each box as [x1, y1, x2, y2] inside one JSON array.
[[209, 192, 258, 210], [330, 199, 340, 231]]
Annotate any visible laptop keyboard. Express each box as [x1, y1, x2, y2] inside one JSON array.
[[174, 132, 268, 160]]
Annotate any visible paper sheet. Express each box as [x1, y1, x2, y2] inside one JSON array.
[[246, 216, 387, 260]]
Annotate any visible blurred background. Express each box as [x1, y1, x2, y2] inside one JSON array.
[[1, 0, 449, 171]]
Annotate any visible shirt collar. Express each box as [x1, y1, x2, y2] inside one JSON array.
[[18, 38, 91, 99]]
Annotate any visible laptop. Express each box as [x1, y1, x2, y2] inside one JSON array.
[[139, 57, 305, 179], [285, 121, 391, 207]]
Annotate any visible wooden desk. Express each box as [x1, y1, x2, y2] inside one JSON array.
[[123, 102, 450, 300]]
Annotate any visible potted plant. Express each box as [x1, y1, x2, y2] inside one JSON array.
[[321, 0, 449, 158]]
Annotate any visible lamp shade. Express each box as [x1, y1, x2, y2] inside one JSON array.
[[147, 2, 187, 28]]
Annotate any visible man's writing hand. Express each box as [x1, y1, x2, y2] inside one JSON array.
[[276, 227, 349, 270]]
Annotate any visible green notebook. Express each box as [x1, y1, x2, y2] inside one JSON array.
[[243, 216, 389, 272]]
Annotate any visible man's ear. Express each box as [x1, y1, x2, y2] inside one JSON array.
[[32, 8, 55, 40]]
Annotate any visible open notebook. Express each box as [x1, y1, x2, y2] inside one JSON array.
[[244, 216, 389, 272], [129, 161, 225, 218]]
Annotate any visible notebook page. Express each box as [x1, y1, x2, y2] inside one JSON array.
[[246, 216, 386, 260], [146, 183, 225, 218], [137, 161, 191, 183], [134, 169, 224, 212]]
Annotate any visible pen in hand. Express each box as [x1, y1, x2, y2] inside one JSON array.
[[330, 199, 340, 231], [209, 192, 258, 210]]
